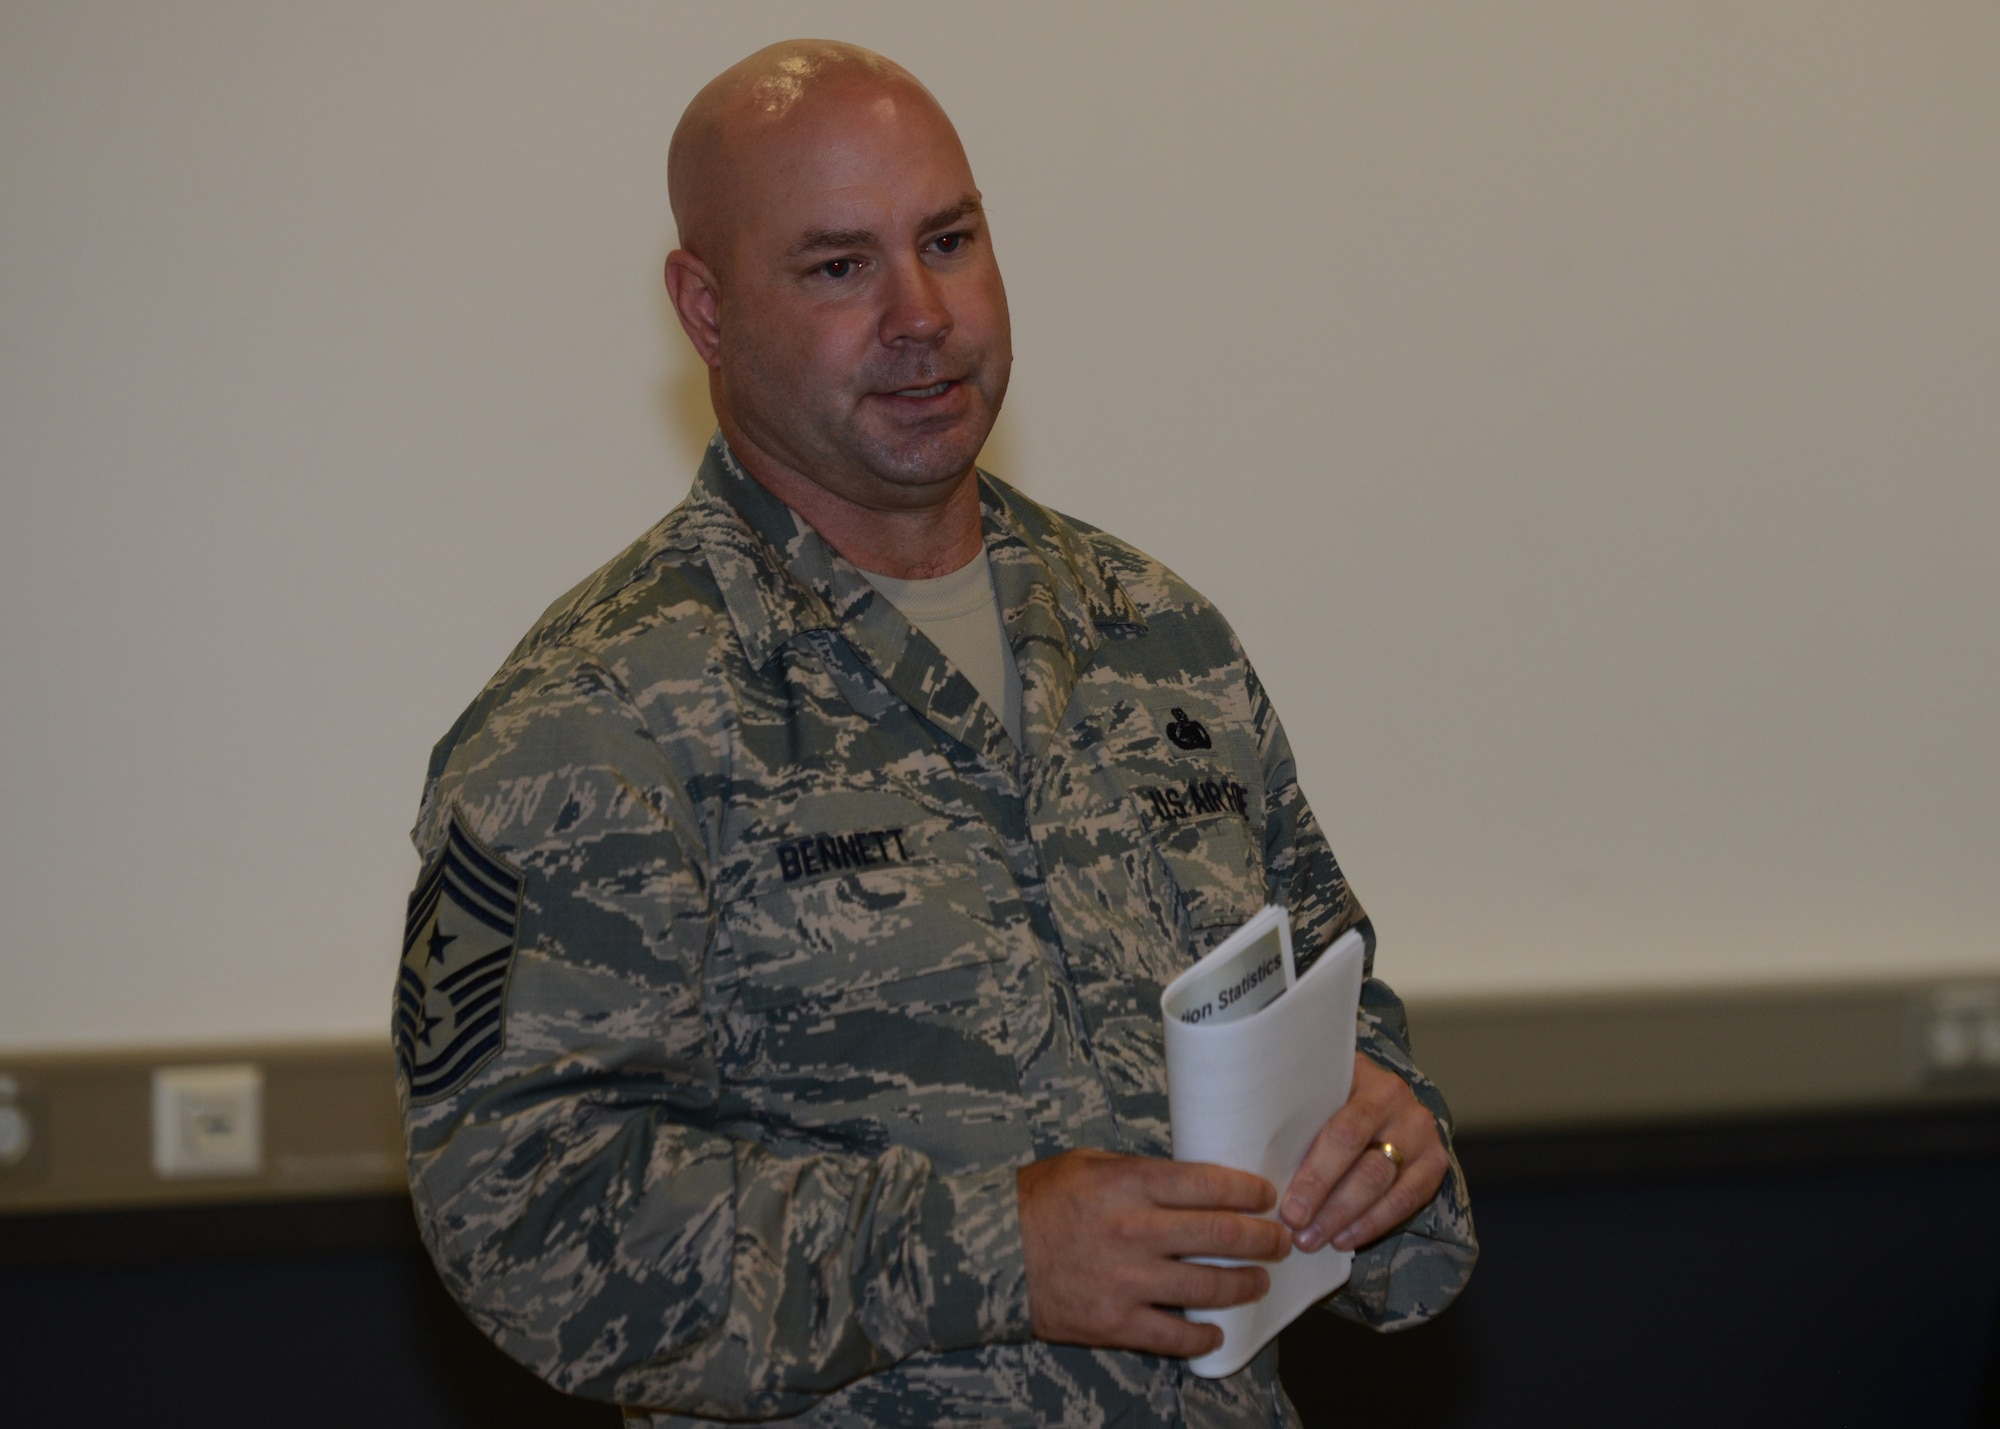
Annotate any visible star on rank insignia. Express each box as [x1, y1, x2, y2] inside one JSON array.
[[396, 812, 525, 1104]]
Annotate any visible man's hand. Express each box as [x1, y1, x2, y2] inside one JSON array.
[[1016, 1149, 1292, 1358], [1279, 1052, 1447, 1252]]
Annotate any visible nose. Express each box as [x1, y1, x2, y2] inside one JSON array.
[[879, 257, 952, 347]]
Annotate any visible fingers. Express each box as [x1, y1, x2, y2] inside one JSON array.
[[1281, 1053, 1450, 1252], [1048, 1253, 1270, 1358], [1111, 1256, 1272, 1317], [1085, 1161, 1289, 1262], [1160, 1206, 1292, 1263], [1328, 1135, 1445, 1250], [1017, 1149, 1290, 1355], [1110, 1307, 1226, 1361], [1279, 1054, 1402, 1231], [1083, 1157, 1289, 1259], [1148, 1159, 1278, 1215], [1126, 1161, 1290, 1260], [1164, 1259, 1272, 1310], [1286, 1141, 1393, 1248]]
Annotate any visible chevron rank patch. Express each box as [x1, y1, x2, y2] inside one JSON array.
[[396, 813, 524, 1104]]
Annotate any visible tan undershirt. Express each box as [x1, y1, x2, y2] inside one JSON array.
[[866, 550, 1023, 747]]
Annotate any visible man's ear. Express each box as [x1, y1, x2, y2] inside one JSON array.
[[665, 249, 724, 370]]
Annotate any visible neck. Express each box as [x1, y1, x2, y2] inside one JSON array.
[[720, 432, 985, 580]]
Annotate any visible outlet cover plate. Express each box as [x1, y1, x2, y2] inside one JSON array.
[[1921, 984, 2000, 1089], [151, 1063, 264, 1178], [0, 1073, 43, 1183]]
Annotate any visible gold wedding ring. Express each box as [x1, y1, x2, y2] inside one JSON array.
[[1371, 1141, 1404, 1171]]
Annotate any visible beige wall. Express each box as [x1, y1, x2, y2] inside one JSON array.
[[3, 2, 1995, 1051]]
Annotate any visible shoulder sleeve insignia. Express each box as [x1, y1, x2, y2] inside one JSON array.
[[395, 812, 525, 1104]]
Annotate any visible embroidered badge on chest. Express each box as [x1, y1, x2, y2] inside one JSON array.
[[1165, 707, 1212, 751], [1141, 776, 1249, 824], [396, 813, 524, 1104]]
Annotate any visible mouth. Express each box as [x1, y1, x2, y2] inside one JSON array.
[[883, 379, 957, 400]]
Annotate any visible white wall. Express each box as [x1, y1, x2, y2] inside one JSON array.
[[3, 2, 1995, 1052]]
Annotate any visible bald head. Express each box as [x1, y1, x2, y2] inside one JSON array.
[[669, 40, 948, 272], [661, 41, 1010, 573]]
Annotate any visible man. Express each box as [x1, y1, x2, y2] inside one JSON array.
[[397, 40, 1475, 1428]]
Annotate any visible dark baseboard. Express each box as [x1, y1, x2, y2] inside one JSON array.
[[0, 1193, 423, 1272], [1455, 1102, 2000, 1189]]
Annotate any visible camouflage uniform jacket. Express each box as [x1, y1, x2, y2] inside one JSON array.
[[398, 435, 1477, 1427]]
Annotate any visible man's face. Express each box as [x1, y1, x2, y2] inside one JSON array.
[[709, 85, 1012, 510]]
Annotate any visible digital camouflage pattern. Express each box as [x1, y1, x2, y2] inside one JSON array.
[[399, 435, 1478, 1427]]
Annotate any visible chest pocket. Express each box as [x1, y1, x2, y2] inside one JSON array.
[[1131, 777, 1265, 953], [1021, 751, 1267, 1158], [709, 820, 1027, 1171], [1070, 685, 1268, 957]]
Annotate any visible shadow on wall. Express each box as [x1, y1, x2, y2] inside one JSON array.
[[657, 287, 718, 466]]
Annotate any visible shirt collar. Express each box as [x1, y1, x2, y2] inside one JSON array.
[[689, 432, 1147, 759], [693, 433, 1143, 659]]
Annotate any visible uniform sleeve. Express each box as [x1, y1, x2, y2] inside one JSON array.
[[399, 653, 1031, 1418], [1246, 662, 1480, 1330]]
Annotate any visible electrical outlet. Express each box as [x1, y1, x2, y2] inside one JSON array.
[[1921, 985, 2000, 1087], [0, 1073, 32, 1171], [151, 1063, 263, 1178]]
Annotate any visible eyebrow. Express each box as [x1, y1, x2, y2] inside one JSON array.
[[918, 196, 984, 234], [787, 195, 985, 258]]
